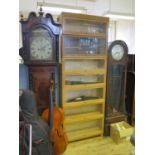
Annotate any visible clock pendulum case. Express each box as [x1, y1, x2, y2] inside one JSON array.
[[19, 11, 61, 113], [104, 40, 128, 136]]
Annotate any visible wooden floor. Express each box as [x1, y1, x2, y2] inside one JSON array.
[[61, 136, 134, 155]]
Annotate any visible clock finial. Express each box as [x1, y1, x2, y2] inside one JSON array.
[[39, 5, 44, 16]]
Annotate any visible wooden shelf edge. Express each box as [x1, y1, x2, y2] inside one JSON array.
[[63, 98, 104, 108], [66, 127, 102, 142], [65, 83, 105, 90], [61, 12, 109, 23], [63, 55, 106, 60], [62, 32, 106, 38], [64, 112, 103, 125], [64, 69, 105, 75]]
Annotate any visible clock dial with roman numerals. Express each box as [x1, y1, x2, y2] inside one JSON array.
[[30, 28, 53, 60]]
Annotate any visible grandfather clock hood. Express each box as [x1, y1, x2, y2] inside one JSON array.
[[19, 11, 61, 65], [20, 11, 60, 34]]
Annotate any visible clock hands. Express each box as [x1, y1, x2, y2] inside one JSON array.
[[114, 51, 120, 57], [38, 44, 51, 51]]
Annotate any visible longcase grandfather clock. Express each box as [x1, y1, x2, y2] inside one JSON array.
[[19, 11, 61, 113], [104, 40, 128, 136]]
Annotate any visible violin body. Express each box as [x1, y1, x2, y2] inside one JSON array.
[[42, 107, 68, 154], [42, 80, 68, 154]]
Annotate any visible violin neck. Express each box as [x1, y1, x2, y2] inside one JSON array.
[[49, 88, 53, 129]]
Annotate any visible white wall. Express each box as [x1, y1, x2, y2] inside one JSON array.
[[90, 0, 134, 15], [109, 0, 134, 14], [116, 20, 135, 54]]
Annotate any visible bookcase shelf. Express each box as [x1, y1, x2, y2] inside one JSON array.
[[64, 83, 105, 91], [66, 127, 102, 142], [63, 55, 107, 60], [64, 69, 105, 75], [62, 31, 107, 38], [64, 98, 104, 108], [64, 111, 103, 125]]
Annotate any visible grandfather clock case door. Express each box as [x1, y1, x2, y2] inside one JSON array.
[[29, 66, 55, 113]]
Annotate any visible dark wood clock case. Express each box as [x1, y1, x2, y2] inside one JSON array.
[[19, 11, 61, 113], [104, 40, 128, 136], [125, 54, 135, 125]]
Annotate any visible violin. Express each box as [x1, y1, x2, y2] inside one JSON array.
[[42, 80, 68, 154]]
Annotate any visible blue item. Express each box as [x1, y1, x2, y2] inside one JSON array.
[[19, 64, 29, 89]]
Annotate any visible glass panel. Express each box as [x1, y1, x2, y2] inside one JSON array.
[[64, 60, 104, 70], [107, 64, 125, 115], [65, 88, 104, 102], [65, 75, 104, 85], [64, 18, 106, 34], [65, 104, 102, 116], [30, 28, 53, 60], [63, 36, 106, 55], [65, 120, 102, 132]]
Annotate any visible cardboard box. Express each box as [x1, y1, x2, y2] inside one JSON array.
[[110, 121, 134, 143]]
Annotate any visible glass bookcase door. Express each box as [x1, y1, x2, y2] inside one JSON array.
[[64, 120, 102, 133], [106, 64, 126, 115], [65, 88, 104, 103], [63, 18, 106, 34], [64, 60, 105, 70], [65, 75, 104, 85], [65, 104, 102, 116], [63, 36, 106, 55]]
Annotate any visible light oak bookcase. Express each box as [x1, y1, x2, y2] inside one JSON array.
[[60, 13, 109, 142]]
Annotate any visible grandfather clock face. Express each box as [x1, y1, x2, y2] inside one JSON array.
[[111, 44, 124, 61], [30, 28, 53, 61]]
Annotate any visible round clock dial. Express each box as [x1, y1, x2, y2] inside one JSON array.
[[111, 44, 124, 61], [30, 28, 53, 60]]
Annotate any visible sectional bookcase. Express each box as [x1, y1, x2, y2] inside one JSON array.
[[60, 13, 109, 142]]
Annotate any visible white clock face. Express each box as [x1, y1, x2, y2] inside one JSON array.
[[30, 28, 53, 60], [111, 45, 124, 61]]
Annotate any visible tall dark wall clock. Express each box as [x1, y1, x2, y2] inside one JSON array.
[[104, 40, 128, 136], [19, 10, 61, 113]]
